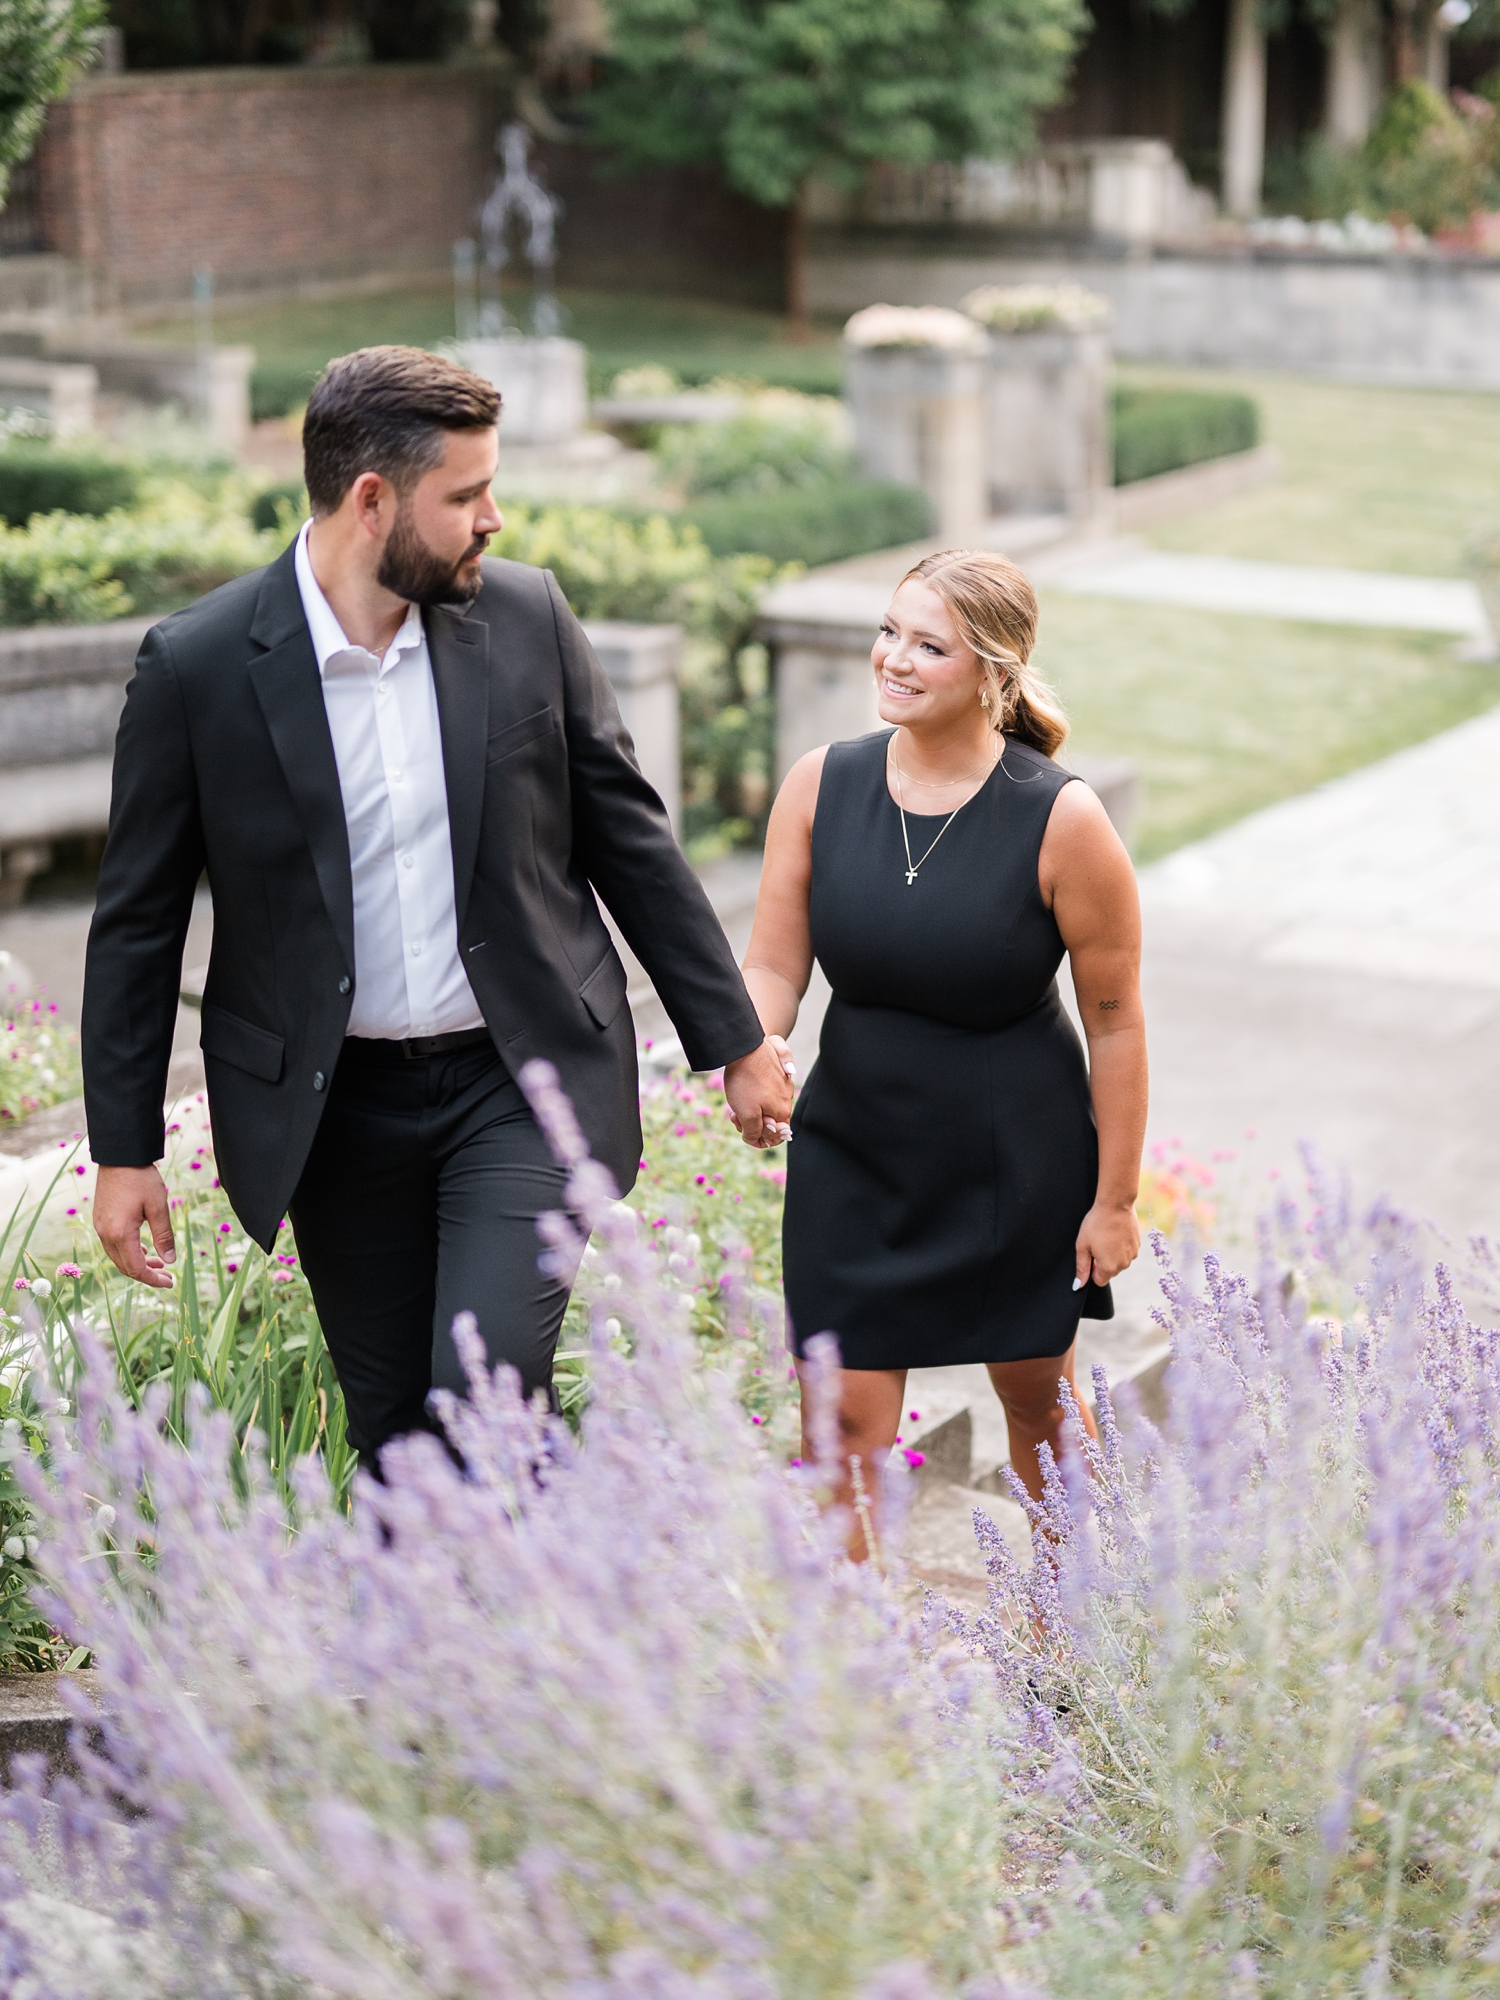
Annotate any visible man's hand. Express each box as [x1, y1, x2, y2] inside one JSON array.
[[93, 1164, 177, 1289], [723, 1036, 796, 1149]]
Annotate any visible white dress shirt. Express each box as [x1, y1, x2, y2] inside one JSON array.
[[293, 522, 484, 1041]]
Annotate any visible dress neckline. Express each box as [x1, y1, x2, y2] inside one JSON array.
[[881, 728, 1007, 820]]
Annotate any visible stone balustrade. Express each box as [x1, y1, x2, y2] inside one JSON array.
[[0, 614, 683, 905]]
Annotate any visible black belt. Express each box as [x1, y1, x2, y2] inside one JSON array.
[[345, 1026, 494, 1062]]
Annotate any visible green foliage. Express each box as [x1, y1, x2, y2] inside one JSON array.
[[250, 359, 319, 423], [680, 477, 932, 565], [248, 478, 308, 533], [588, 0, 1088, 210], [0, 0, 104, 200], [1264, 81, 1500, 235], [654, 390, 852, 498], [0, 441, 140, 529], [0, 985, 81, 1129], [1113, 385, 1259, 486], [0, 480, 288, 626]]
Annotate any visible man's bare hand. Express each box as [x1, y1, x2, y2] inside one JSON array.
[[93, 1164, 176, 1289], [723, 1037, 796, 1149]]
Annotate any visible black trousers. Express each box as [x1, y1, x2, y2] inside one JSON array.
[[288, 1035, 572, 1461]]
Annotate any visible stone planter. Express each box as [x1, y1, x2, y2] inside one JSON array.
[[450, 336, 587, 447], [982, 325, 1111, 516], [843, 342, 987, 542]]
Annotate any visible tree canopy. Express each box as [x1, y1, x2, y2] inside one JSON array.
[[0, 0, 105, 202], [586, 0, 1089, 213]]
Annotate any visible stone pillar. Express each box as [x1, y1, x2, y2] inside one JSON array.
[[1325, 0, 1382, 150], [843, 344, 987, 541], [1422, 14, 1450, 91], [756, 578, 890, 785], [583, 621, 681, 833], [1221, 0, 1268, 220], [450, 336, 588, 446], [983, 326, 1112, 516]]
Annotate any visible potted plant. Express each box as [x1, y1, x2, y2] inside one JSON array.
[[963, 283, 1113, 517], [841, 305, 989, 541]]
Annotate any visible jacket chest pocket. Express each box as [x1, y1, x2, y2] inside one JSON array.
[[486, 705, 558, 766]]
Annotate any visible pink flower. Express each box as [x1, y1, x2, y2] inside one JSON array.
[[12, 1278, 28, 1291], [55, 1263, 82, 1280]]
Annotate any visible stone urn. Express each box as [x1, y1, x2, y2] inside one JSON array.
[[962, 286, 1113, 517], [842, 307, 989, 542]]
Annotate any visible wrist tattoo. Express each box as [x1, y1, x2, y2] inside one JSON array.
[[1098, 999, 1120, 1011]]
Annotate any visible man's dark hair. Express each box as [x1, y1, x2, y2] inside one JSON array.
[[302, 346, 501, 516]]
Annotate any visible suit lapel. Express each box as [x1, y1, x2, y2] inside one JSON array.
[[426, 605, 490, 930], [248, 550, 356, 976]]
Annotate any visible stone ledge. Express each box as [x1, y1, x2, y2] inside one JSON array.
[[0, 1670, 104, 1782]]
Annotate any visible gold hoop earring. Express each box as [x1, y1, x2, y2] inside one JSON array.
[[979, 690, 990, 709]]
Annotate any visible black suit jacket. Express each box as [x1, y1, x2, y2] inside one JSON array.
[[81, 544, 764, 1249]]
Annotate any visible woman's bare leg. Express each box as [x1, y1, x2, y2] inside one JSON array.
[[985, 1340, 1098, 1504], [797, 1363, 907, 1562]]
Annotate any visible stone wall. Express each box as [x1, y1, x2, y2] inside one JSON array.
[[25, 66, 787, 314], [807, 240, 1500, 390]]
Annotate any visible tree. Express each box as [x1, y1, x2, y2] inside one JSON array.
[[0, 0, 105, 206], [585, 0, 1088, 328]]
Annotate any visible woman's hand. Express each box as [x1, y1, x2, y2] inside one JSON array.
[[1074, 1199, 1141, 1289], [725, 1036, 797, 1148]]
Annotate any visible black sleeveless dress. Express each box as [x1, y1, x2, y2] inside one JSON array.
[[783, 729, 1113, 1369]]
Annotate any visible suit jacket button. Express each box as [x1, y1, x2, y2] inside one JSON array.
[[313, 1070, 326, 1091], [338, 976, 351, 995]]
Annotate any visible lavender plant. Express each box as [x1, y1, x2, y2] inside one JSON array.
[[947, 1160, 1500, 1996], [0, 1063, 1011, 2000]]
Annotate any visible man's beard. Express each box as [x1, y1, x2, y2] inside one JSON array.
[[377, 502, 487, 606]]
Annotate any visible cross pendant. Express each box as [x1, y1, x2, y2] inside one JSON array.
[[905, 867, 918, 885]]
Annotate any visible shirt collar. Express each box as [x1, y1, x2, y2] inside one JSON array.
[[293, 520, 424, 678]]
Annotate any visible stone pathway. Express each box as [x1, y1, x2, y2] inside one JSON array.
[[1046, 542, 1493, 644]]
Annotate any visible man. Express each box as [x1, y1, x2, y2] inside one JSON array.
[[82, 345, 791, 1463]]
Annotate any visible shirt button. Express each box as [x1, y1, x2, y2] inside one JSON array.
[[338, 976, 351, 995], [410, 943, 422, 957], [312, 1070, 326, 1092], [402, 854, 414, 869], [391, 769, 403, 782]]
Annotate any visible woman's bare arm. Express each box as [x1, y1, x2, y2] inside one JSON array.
[[1040, 780, 1148, 1287], [741, 748, 826, 1039]]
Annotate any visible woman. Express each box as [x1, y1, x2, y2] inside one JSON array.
[[739, 549, 1146, 1546]]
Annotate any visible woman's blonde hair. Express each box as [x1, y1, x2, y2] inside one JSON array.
[[900, 549, 1069, 759]]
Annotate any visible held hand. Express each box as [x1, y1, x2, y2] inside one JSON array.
[[93, 1164, 177, 1289], [1073, 1199, 1141, 1291], [723, 1037, 796, 1149]]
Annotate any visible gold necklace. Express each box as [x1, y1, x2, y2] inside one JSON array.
[[889, 737, 999, 885]]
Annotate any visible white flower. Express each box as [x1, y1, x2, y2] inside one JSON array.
[[602, 1272, 622, 1294], [842, 304, 986, 353], [23, 1536, 36, 1558], [962, 282, 1111, 332], [2, 1537, 23, 1561], [603, 1317, 623, 1340], [95, 1504, 116, 1531], [28, 1279, 51, 1300], [53, 1396, 68, 1414], [683, 1234, 701, 1258]]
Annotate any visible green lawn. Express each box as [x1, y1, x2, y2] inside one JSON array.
[[1037, 595, 1498, 861], [141, 285, 842, 401], [1120, 365, 1500, 578]]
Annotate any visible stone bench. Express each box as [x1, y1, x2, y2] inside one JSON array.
[[0, 327, 253, 448]]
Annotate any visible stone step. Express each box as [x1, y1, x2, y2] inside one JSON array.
[[0, 1670, 102, 1781]]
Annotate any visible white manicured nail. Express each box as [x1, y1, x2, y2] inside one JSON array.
[[1071, 1277, 1084, 1292]]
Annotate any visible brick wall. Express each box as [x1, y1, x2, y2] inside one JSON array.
[[30, 65, 788, 314], [35, 65, 510, 309]]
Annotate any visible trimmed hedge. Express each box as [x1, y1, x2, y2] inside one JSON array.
[[251, 361, 321, 423], [1113, 387, 1259, 486], [676, 478, 932, 565], [0, 444, 141, 528]]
